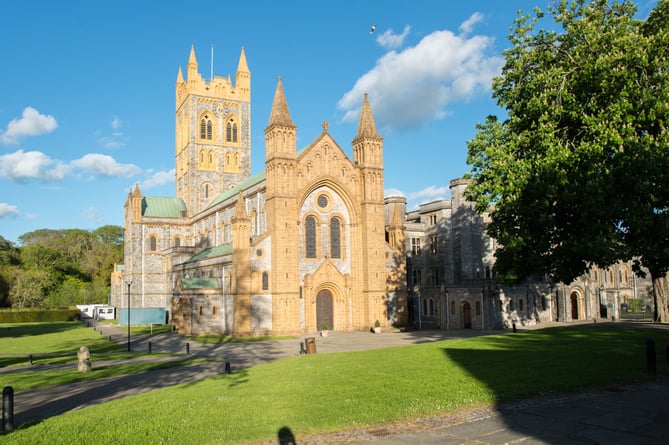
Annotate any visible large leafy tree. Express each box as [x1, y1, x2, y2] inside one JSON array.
[[466, 0, 669, 321], [1, 225, 124, 308]]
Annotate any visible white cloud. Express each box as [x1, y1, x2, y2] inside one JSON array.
[[0, 149, 70, 181], [71, 153, 141, 177], [81, 207, 104, 223], [407, 185, 449, 203], [376, 25, 411, 50], [98, 117, 127, 148], [1, 107, 58, 145], [0, 203, 19, 218], [0, 150, 142, 182], [338, 15, 502, 130], [141, 169, 175, 189], [459, 12, 484, 35], [384, 188, 405, 198]]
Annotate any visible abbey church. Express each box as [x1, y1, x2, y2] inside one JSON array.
[[110, 46, 408, 336]]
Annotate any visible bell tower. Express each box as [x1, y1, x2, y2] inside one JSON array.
[[175, 46, 251, 216]]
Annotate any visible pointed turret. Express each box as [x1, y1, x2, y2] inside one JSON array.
[[131, 183, 143, 223], [235, 47, 250, 95], [176, 66, 184, 84], [267, 77, 296, 129], [354, 93, 381, 140], [187, 45, 198, 81], [232, 192, 248, 222], [237, 47, 249, 73]]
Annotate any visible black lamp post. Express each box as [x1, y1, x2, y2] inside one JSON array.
[[125, 280, 133, 351]]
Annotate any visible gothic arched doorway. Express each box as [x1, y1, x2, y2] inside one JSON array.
[[316, 289, 334, 331], [462, 302, 472, 329], [570, 292, 579, 320]]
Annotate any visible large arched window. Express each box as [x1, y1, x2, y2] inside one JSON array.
[[330, 217, 341, 259], [305, 216, 317, 258]]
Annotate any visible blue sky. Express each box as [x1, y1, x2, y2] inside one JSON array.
[[0, 1, 658, 244]]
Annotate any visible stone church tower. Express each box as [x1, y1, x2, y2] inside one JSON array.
[[175, 46, 251, 216]]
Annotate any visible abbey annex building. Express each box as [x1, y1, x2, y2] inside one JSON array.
[[111, 46, 649, 336], [110, 47, 407, 336]]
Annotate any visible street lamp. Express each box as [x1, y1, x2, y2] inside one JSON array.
[[125, 280, 133, 351]]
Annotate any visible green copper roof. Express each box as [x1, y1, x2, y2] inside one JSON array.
[[182, 277, 220, 289], [187, 243, 232, 262], [142, 196, 187, 218], [206, 171, 266, 209]]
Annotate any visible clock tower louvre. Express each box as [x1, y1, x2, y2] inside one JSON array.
[[175, 46, 251, 216]]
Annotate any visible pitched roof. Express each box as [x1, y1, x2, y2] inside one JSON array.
[[187, 243, 232, 262], [182, 277, 220, 289], [206, 171, 266, 210], [142, 196, 187, 218]]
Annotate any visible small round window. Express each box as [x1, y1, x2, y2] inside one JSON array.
[[317, 194, 328, 209]]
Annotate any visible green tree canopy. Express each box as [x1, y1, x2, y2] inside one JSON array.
[[1, 226, 124, 308], [466, 0, 669, 321]]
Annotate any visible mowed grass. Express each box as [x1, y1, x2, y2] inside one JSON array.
[[0, 322, 197, 390], [4, 326, 669, 445], [0, 322, 123, 355]]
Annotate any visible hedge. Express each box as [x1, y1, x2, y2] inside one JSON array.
[[0, 307, 81, 323]]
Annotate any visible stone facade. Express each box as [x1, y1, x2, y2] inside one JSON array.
[[393, 178, 654, 331], [110, 46, 408, 336]]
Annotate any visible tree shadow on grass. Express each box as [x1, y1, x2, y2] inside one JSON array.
[[440, 326, 669, 444]]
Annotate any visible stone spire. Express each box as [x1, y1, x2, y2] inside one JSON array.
[[354, 93, 381, 140], [267, 77, 295, 128]]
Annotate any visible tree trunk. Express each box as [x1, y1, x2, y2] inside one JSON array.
[[651, 272, 669, 323]]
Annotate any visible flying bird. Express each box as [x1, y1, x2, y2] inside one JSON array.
[[370, 24, 377, 34]]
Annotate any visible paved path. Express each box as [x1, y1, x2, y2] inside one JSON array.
[[4, 320, 669, 444]]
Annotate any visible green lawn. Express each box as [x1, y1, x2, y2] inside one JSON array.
[[0, 322, 199, 390], [3, 326, 669, 444]]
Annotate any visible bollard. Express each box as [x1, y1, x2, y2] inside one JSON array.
[[28, 354, 33, 366], [646, 339, 656, 375], [2, 386, 14, 432], [148, 342, 152, 354], [186, 342, 190, 354], [109, 336, 112, 342], [225, 361, 231, 374], [512, 322, 517, 333]]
